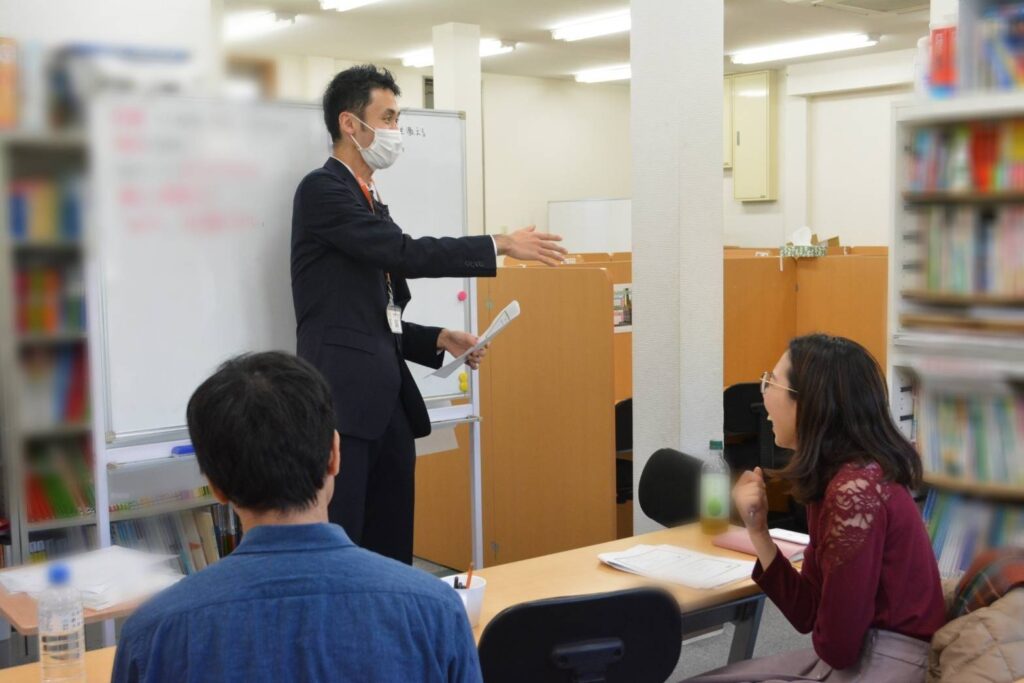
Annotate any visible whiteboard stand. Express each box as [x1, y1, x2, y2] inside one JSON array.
[[468, 276, 484, 570]]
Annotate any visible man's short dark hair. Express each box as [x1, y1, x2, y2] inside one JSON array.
[[323, 64, 401, 142], [186, 352, 336, 512]]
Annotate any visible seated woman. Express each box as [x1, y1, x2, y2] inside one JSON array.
[[685, 334, 946, 683]]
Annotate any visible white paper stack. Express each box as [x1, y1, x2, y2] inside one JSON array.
[[598, 544, 755, 589], [0, 545, 183, 610]]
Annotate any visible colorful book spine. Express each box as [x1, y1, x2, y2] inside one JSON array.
[[919, 391, 1024, 486], [923, 489, 1024, 578], [7, 177, 84, 243]]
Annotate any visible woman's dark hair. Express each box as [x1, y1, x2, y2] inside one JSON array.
[[771, 334, 922, 502], [186, 352, 336, 512], [323, 64, 401, 142]]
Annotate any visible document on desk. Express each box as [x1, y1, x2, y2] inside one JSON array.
[[432, 300, 521, 378], [599, 544, 755, 589]]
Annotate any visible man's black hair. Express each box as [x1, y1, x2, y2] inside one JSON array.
[[186, 351, 336, 511], [323, 63, 401, 142]]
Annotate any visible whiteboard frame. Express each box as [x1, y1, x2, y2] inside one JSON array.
[[87, 98, 474, 449]]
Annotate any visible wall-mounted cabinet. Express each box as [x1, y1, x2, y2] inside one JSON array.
[[725, 70, 777, 203], [723, 75, 733, 169]]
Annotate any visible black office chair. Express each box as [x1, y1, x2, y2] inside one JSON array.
[[614, 399, 633, 505], [723, 382, 792, 472], [723, 383, 805, 532], [477, 587, 682, 683], [637, 448, 702, 528]]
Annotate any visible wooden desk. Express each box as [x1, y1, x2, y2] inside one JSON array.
[[3, 645, 116, 682], [473, 523, 774, 663], [0, 583, 141, 636]]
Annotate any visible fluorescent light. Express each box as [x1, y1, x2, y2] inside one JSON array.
[[402, 48, 434, 69], [320, 0, 382, 11], [224, 12, 295, 42], [730, 33, 878, 65], [574, 65, 631, 84], [551, 11, 630, 42], [479, 39, 515, 58], [401, 40, 517, 68]]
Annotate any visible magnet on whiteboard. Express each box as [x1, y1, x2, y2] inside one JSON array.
[[457, 290, 468, 301]]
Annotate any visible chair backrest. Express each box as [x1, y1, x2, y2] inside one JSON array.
[[477, 587, 682, 683], [614, 398, 633, 453], [637, 448, 702, 528], [724, 383, 793, 471], [723, 382, 763, 436]]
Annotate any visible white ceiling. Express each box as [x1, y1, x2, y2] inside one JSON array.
[[224, 0, 930, 79]]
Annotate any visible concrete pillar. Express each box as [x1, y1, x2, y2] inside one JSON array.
[[433, 23, 484, 236], [631, 0, 724, 532]]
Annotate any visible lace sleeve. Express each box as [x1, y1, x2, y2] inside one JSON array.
[[818, 462, 890, 570]]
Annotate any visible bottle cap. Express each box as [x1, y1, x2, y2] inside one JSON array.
[[48, 563, 70, 586]]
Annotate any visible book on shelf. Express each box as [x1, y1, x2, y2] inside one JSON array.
[[25, 437, 94, 522], [918, 390, 1024, 486], [8, 176, 83, 243], [18, 344, 89, 431], [905, 206, 1024, 298], [111, 506, 235, 576], [923, 489, 1024, 579], [972, 3, 1024, 92], [26, 526, 97, 564], [908, 119, 1024, 194], [15, 263, 86, 335]]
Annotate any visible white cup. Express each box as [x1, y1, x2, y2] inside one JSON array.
[[440, 574, 486, 627]]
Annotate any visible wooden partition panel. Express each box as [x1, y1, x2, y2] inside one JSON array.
[[413, 422, 472, 570], [724, 256, 797, 388], [563, 261, 633, 404], [795, 252, 889, 369], [480, 267, 616, 565]]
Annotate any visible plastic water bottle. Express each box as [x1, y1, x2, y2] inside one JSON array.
[[38, 563, 85, 683], [700, 440, 730, 535]]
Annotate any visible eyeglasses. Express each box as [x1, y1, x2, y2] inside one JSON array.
[[760, 371, 797, 395]]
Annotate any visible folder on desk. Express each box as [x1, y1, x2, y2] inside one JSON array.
[[712, 529, 806, 563]]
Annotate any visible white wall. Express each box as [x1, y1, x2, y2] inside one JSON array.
[[809, 85, 911, 246], [481, 72, 631, 237], [0, 0, 217, 86], [272, 54, 426, 108], [722, 48, 916, 248]]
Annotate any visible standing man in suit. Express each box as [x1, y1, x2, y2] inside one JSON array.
[[291, 64, 565, 564]]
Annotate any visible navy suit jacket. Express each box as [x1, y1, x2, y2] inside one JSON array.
[[291, 157, 496, 440]]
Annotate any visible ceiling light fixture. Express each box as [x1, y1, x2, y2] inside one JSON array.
[[730, 32, 878, 65], [401, 40, 517, 68], [574, 65, 631, 84], [551, 11, 630, 42], [320, 0, 382, 11], [224, 12, 296, 42]]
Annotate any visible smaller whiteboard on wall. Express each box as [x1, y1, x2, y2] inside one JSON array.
[[548, 198, 631, 253]]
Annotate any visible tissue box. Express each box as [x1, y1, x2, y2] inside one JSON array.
[[780, 244, 828, 258]]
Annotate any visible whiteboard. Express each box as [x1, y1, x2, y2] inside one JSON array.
[[548, 198, 632, 253], [90, 95, 471, 448]]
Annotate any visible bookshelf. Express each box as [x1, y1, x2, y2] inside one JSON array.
[[891, 92, 1024, 579], [0, 131, 89, 571]]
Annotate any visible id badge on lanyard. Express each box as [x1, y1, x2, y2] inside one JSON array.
[[385, 274, 401, 335]]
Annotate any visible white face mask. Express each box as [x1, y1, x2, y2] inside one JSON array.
[[349, 114, 403, 171]]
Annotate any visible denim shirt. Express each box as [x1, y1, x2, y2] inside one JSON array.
[[112, 523, 482, 683]]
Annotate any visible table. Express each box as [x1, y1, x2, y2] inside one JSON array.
[[2, 645, 116, 682], [473, 523, 779, 663], [0, 524, 783, 678]]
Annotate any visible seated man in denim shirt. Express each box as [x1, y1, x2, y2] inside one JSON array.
[[112, 352, 482, 683]]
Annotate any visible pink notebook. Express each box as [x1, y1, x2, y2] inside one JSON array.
[[713, 528, 806, 562]]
